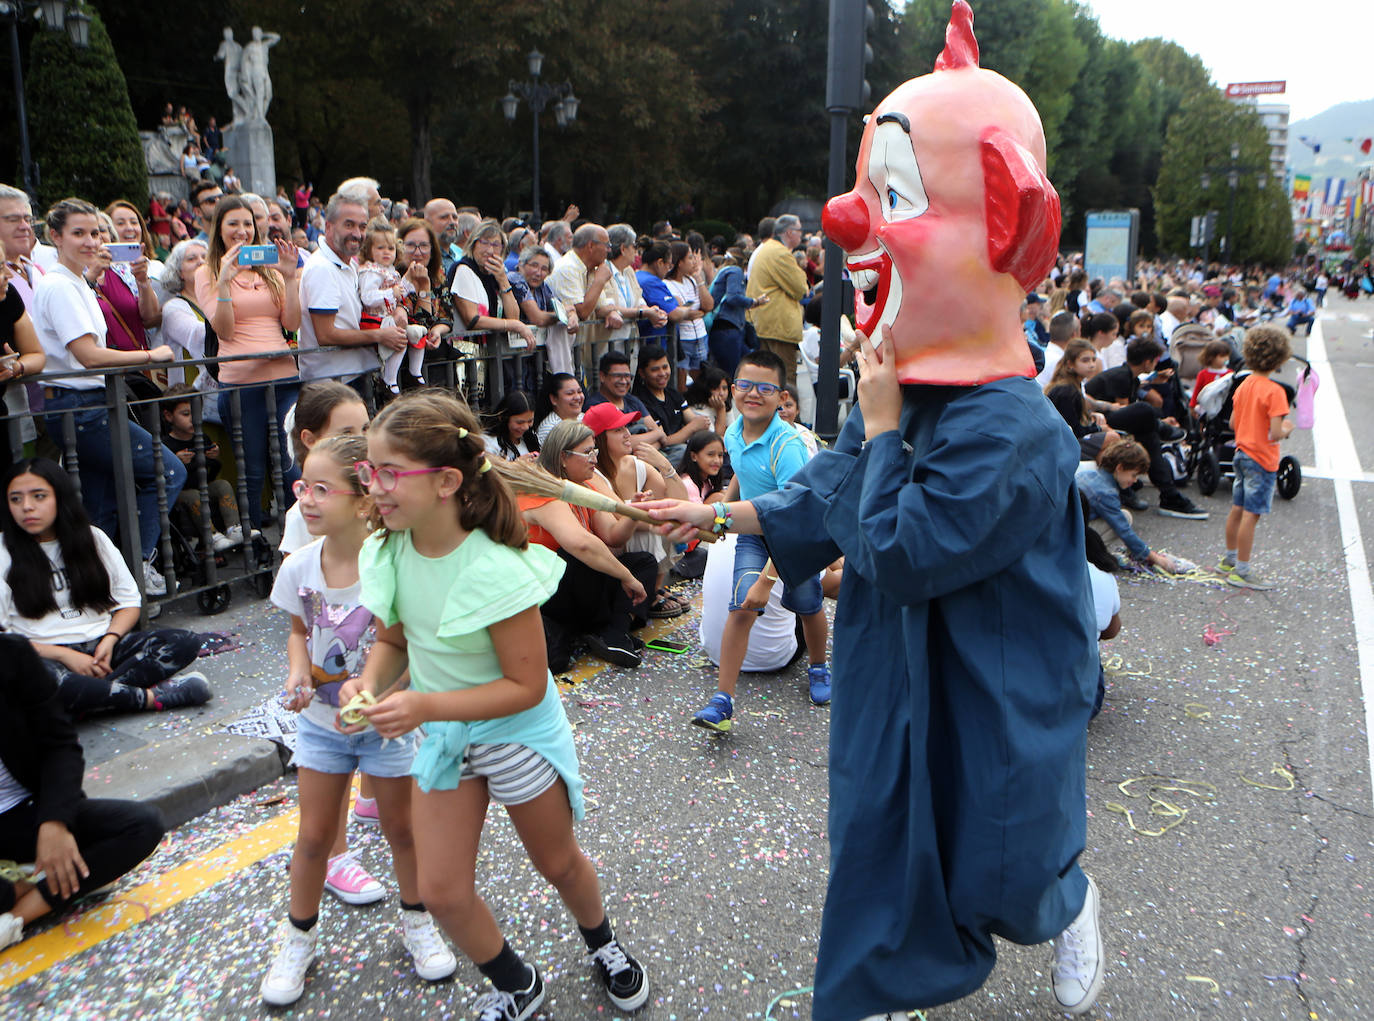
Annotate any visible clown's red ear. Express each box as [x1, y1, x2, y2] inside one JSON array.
[[981, 128, 1061, 291]]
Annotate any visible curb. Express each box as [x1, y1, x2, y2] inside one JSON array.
[[82, 732, 290, 830]]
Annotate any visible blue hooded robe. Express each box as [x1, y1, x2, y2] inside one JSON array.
[[751, 376, 1098, 1020]]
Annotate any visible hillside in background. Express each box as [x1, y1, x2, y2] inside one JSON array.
[[1288, 97, 1374, 182]]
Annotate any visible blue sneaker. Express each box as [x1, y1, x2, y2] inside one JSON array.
[[691, 692, 734, 732], [808, 664, 832, 706]]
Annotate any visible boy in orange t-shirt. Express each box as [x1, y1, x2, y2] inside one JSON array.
[[1220, 325, 1293, 589]]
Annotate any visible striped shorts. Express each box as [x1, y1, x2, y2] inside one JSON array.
[[459, 743, 560, 806]]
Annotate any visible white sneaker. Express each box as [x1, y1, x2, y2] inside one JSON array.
[[142, 560, 167, 596], [0, 912, 23, 951], [401, 908, 457, 981], [323, 850, 385, 905], [1051, 875, 1104, 1015], [210, 531, 237, 553], [260, 921, 317, 1005], [223, 524, 261, 546]]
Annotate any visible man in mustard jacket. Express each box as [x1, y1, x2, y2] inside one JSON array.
[[746, 214, 810, 384]]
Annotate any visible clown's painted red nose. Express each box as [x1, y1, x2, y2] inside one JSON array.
[[822, 192, 870, 252]]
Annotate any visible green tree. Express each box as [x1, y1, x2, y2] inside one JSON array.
[[1153, 90, 1289, 264], [27, 7, 147, 209]]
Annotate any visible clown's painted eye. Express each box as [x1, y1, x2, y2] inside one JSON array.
[[868, 120, 929, 224]]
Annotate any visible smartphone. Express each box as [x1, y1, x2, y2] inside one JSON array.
[[238, 244, 280, 266], [644, 638, 692, 654], [105, 243, 142, 263]]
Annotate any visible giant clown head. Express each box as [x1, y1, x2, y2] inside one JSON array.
[[822, 0, 1061, 385]]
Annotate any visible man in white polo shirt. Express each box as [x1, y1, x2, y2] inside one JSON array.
[[297, 194, 405, 406]]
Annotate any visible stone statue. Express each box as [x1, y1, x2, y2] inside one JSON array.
[[239, 26, 281, 121], [214, 28, 250, 125]]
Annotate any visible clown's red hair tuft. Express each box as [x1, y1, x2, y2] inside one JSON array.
[[934, 0, 979, 71]]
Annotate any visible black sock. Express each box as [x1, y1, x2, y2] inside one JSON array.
[[400, 899, 425, 913], [579, 916, 614, 951], [288, 913, 317, 932], [478, 940, 532, 993]]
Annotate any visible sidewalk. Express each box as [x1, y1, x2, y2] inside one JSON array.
[[77, 581, 294, 829]]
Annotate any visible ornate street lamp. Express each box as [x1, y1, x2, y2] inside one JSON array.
[[1199, 142, 1270, 264], [1, 0, 91, 201], [500, 48, 578, 227]]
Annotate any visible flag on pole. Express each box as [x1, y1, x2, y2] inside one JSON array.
[[1323, 177, 1346, 209], [1293, 174, 1311, 199]]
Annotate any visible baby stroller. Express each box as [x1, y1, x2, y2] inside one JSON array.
[[1189, 355, 1309, 501]]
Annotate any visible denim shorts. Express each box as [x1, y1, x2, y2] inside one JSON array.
[[677, 334, 709, 371], [294, 713, 417, 777], [1232, 449, 1276, 515], [729, 532, 823, 616]]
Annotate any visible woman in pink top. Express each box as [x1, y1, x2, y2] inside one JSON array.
[[194, 195, 302, 527]]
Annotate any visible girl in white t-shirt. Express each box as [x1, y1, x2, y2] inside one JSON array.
[[260, 435, 453, 1006], [664, 241, 713, 391], [0, 459, 209, 716]]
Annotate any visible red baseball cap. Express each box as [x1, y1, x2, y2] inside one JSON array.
[[582, 402, 641, 436]]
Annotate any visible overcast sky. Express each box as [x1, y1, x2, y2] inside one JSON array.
[[1082, 0, 1371, 123]]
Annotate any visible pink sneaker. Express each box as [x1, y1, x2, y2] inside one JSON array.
[[323, 851, 385, 905], [351, 795, 381, 826]]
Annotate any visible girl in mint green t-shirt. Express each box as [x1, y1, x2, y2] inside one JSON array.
[[340, 391, 649, 1019]]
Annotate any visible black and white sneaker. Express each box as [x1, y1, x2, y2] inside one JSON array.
[[1157, 491, 1208, 519], [582, 632, 641, 669], [472, 965, 544, 1021], [1120, 487, 1150, 511], [147, 671, 212, 711], [590, 937, 648, 1010]]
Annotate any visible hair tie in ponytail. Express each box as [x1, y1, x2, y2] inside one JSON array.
[[479, 456, 491, 473], [457, 427, 468, 439]]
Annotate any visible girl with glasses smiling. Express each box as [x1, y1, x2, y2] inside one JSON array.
[[340, 391, 649, 1018]]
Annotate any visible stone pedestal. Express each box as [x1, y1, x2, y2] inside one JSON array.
[[222, 119, 276, 199]]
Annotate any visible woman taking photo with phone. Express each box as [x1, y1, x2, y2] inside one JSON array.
[[194, 195, 302, 529], [31, 199, 183, 595]]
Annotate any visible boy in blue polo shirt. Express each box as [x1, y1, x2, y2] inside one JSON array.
[[693, 349, 831, 731]]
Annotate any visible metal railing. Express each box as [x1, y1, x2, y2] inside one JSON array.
[[3, 319, 681, 621]]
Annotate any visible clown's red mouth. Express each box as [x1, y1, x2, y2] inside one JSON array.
[[845, 247, 900, 339]]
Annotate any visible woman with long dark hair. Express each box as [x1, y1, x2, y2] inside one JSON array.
[[193, 194, 301, 527], [534, 372, 584, 445], [483, 390, 541, 461], [0, 459, 210, 716]]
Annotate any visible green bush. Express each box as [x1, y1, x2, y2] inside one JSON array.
[[27, 8, 147, 211]]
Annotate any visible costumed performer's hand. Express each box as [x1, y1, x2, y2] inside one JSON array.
[[855, 324, 901, 441], [35, 821, 89, 901], [359, 690, 425, 740], [284, 668, 313, 713], [635, 497, 713, 543]]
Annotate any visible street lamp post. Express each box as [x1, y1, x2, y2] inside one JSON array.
[[1199, 142, 1268, 265], [0, 0, 91, 202], [501, 48, 578, 228]]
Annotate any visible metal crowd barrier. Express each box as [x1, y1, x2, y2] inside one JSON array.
[[2, 319, 681, 622]]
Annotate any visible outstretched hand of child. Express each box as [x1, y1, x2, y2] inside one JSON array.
[[358, 690, 425, 740]]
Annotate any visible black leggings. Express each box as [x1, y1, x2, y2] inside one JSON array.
[[1103, 402, 1178, 498], [42, 629, 202, 716], [0, 797, 164, 914], [542, 549, 658, 640]]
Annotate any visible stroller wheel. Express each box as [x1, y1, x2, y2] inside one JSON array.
[[1196, 449, 1221, 496], [197, 583, 232, 615], [1277, 456, 1301, 499]]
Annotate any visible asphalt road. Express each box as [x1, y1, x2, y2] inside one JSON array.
[[3, 295, 1372, 1021]]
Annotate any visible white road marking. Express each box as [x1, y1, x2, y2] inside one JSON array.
[[1307, 318, 1374, 811]]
